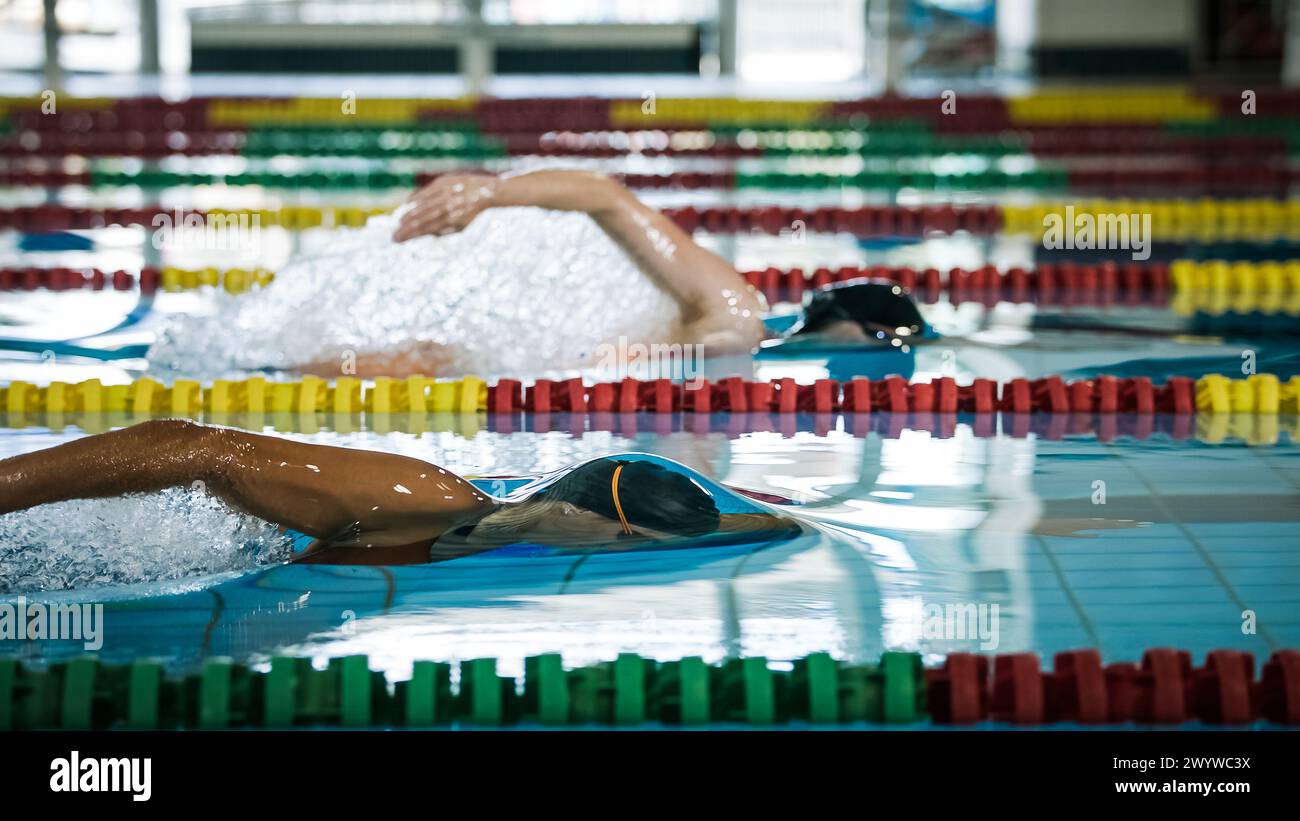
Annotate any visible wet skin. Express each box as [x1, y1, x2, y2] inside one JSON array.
[[300, 171, 887, 380], [0, 420, 494, 564], [294, 170, 770, 380], [2, 421, 1267, 567], [0, 420, 798, 566], [380, 170, 768, 372]]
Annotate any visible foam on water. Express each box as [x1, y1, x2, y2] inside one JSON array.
[[146, 206, 682, 380], [0, 487, 290, 594]]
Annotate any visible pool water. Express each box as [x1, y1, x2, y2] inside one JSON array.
[[2, 412, 1296, 681], [1, 191, 1297, 685]]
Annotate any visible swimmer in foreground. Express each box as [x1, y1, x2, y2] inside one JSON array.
[[146, 169, 931, 380], [0, 420, 799, 566]]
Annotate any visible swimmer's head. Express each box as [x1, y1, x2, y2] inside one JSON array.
[[474, 458, 721, 544], [785, 278, 929, 346]]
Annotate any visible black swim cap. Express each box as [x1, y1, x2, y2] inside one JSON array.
[[536, 458, 721, 538], [786, 278, 928, 343]]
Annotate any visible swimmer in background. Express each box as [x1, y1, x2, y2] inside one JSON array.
[[146, 169, 930, 380], [390, 170, 770, 353], [0, 420, 798, 566], [386, 170, 929, 363]]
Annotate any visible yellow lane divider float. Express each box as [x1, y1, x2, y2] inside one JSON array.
[[1, 375, 1296, 419], [145, 199, 1300, 244], [206, 97, 475, 126], [17, 200, 1296, 241], [0, 89, 1233, 129], [1193, 374, 1298, 415], [1169, 260, 1300, 315], [202, 200, 1300, 242], [150, 259, 1300, 298], [0, 410, 1291, 446], [1006, 88, 1218, 124], [159, 267, 276, 293], [0, 375, 488, 417], [204, 205, 392, 230], [1000, 200, 1300, 243], [609, 98, 830, 128]]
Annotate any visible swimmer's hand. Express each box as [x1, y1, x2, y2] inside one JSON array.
[[395, 169, 623, 242], [394, 172, 501, 242]]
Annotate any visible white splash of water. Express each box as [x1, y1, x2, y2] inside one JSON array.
[[146, 207, 682, 380], [0, 487, 291, 594]]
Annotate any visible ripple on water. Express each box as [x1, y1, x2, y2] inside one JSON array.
[[0, 487, 290, 595]]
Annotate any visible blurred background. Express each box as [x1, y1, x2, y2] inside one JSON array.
[[0, 0, 1292, 95]]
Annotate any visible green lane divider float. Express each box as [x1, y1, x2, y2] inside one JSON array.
[[5, 649, 1296, 729], [0, 652, 928, 730], [88, 169, 421, 189], [84, 167, 1070, 191], [242, 129, 506, 159]]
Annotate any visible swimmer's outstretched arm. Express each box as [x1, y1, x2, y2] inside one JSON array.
[[0, 420, 493, 557], [394, 170, 768, 352]]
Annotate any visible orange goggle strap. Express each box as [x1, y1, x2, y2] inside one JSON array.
[[610, 463, 633, 535]]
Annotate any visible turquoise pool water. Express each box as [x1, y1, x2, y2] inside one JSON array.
[[2, 414, 1295, 680], [1, 223, 1297, 683]]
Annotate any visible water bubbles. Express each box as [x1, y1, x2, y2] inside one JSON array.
[[0, 487, 291, 594], [147, 207, 682, 380]]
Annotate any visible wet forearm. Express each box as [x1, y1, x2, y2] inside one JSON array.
[[501, 172, 731, 290], [0, 420, 219, 515], [494, 169, 624, 213], [496, 169, 763, 340], [587, 183, 762, 325]]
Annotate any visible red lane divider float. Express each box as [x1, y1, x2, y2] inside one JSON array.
[[0, 168, 741, 190], [931, 648, 1300, 726], [1, 130, 1291, 163], [663, 203, 1003, 235], [0, 203, 1003, 236], [1066, 166, 1299, 195], [498, 134, 1291, 161], [0, 169, 94, 187], [6, 90, 1300, 128], [5, 89, 1300, 131], [483, 410, 1212, 442], [0, 262, 1171, 306], [0, 205, 192, 233], [4, 409, 1241, 444], [740, 261, 1170, 306], [486, 375, 1199, 416], [0, 131, 246, 158], [0, 266, 160, 293], [0, 374, 1215, 419], [10, 166, 1296, 196]]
